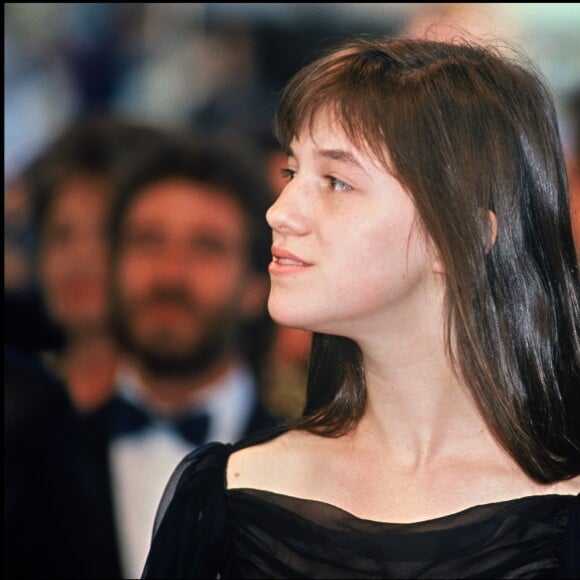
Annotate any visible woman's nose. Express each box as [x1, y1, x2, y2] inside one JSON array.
[[266, 181, 308, 235]]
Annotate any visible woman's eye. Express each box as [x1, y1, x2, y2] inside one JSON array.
[[328, 176, 352, 192], [280, 167, 296, 181]]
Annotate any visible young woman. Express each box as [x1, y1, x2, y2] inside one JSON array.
[[142, 36, 580, 579]]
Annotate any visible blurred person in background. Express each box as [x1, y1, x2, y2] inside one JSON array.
[[5, 345, 101, 578], [193, 103, 312, 420], [404, 2, 521, 45], [81, 131, 279, 578], [250, 133, 311, 420], [9, 116, 163, 411], [5, 175, 66, 359]]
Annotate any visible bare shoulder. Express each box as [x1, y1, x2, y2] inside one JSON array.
[[226, 429, 320, 491], [549, 474, 580, 496]]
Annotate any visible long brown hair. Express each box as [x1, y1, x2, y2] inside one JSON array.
[[274, 36, 580, 482]]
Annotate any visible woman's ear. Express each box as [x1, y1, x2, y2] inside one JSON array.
[[482, 209, 498, 253], [431, 209, 498, 275], [428, 233, 446, 275], [432, 255, 446, 275]]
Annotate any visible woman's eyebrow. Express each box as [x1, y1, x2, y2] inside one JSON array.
[[318, 148, 361, 166], [317, 148, 369, 177], [287, 145, 370, 176]]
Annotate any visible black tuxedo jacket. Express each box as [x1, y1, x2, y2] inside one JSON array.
[[80, 393, 279, 578]]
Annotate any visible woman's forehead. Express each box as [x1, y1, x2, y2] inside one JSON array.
[[292, 111, 350, 148], [290, 110, 393, 173]]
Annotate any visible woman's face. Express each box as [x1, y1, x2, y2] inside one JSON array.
[[266, 112, 443, 341], [39, 175, 111, 336]]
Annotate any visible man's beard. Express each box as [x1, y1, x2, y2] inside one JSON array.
[[110, 288, 238, 381]]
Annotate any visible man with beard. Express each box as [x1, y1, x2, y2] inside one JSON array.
[[5, 116, 164, 411], [82, 132, 279, 579]]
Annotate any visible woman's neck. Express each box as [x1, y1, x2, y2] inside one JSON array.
[[356, 313, 493, 470], [61, 333, 118, 410]]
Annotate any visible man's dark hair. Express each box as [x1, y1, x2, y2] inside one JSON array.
[[108, 130, 275, 386]]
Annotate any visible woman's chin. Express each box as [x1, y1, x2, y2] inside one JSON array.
[[268, 306, 310, 332]]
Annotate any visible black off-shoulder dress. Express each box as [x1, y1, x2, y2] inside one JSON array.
[[142, 429, 580, 579]]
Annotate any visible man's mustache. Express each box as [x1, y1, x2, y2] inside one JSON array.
[[136, 288, 198, 312]]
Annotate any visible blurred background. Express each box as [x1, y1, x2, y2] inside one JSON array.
[[5, 2, 580, 293], [4, 6, 580, 576]]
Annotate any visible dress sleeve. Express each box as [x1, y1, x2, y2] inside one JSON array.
[[557, 495, 580, 579], [141, 441, 233, 580]]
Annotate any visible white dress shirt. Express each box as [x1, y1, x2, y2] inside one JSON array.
[[109, 363, 258, 579]]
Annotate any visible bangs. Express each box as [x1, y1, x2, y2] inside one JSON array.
[[273, 46, 397, 172]]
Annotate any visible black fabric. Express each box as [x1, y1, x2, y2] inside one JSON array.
[[107, 394, 211, 445], [4, 346, 102, 578], [80, 399, 124, 578], [227, 490, 579, 579], [4, 288, 66, 354], [142, 430, 580, 579]]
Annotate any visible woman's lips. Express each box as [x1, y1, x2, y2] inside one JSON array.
[[269, 247, 312, 274]]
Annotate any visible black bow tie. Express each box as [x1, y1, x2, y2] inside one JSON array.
[[107, 395, 210, 445]]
